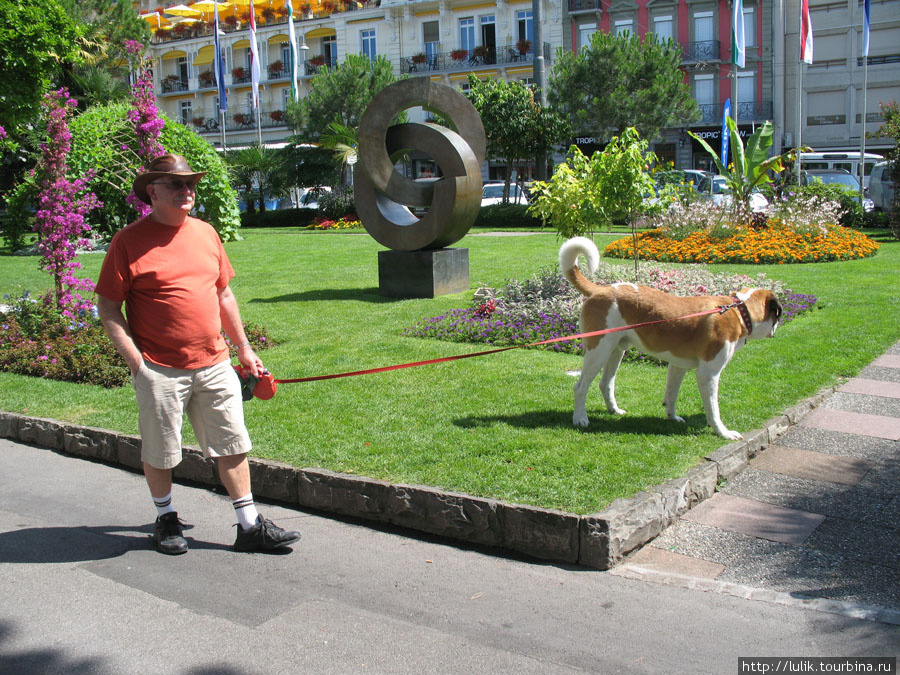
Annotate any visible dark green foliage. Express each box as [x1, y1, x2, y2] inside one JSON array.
[[318, 186, 356, 220], [4, 103, 241, 245], [240, 208, 319, 228], [474, 204, 543, 229]]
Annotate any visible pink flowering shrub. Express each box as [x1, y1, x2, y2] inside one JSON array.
[[33, 89, 102, 320], [124, 40, 166, 217]]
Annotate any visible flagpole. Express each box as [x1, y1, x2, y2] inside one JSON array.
[[858, 0, 870, 202]]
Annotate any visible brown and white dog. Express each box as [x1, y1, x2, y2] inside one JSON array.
[[559, 237, 782, 440]]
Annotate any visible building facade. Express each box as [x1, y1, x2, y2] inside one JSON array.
[[138, 0, 897, 174]]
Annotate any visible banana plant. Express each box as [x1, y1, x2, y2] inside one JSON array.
[[689, 117, 802, 215]]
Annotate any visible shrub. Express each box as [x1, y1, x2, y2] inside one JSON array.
[[317, 185, 355, 219], [786, 182, 865, 229], [404, 263, 816, 358], [3, 102, 242, 245], [240, 208, 318, 228], [0, 291, 275, 387], [474, 203, 542, 229]]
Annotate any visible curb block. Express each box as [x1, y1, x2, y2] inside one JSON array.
[[0, 386, 837, 570]]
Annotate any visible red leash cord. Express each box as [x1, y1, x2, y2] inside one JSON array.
[[273, 305, 735, 385]]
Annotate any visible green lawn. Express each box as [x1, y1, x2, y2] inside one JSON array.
[[2, 227, 898, 514]]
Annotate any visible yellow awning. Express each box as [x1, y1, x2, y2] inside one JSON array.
[[305, 27, 336, 39], [194, 45, 215, 65], [268, 33, 289, 45], [161, 49, 187, 60], [232, 38, 250, 49]]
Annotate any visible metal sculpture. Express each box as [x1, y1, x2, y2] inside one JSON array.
[[355, 78, 486, 251]]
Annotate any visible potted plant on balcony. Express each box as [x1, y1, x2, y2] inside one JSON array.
[[267, 59, 284, 76], [269, 110, 285, 122], [172, 22, 190, 37], [223, 14, 238, 29], [321, 0, 335, 14], [450, 48, 467, 63], [192, 116, 207, 128], [411, 52, 427, 65], [239, 10, 251, 22], [232, 66, 247, 80], [261, 6, 276, 22], [472, 45, 486, 60], [516, 39, 531, 55], [299, 2, 311, 17], [199, 70, 214, 87], [233, 112, 249, 125], [309, 54, 325, 67]]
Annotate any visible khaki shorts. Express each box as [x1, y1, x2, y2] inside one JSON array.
[[133, 359, 252, 470]]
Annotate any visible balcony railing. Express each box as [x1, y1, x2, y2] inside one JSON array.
[[189, 108, 289, 134], [399, 43, 550, 75], [568, 0, 601, 11], [161, 78, 189, 93], [696, 100, 773, 125], [682, 40, 720, 63], [303, 56, 338, 75]]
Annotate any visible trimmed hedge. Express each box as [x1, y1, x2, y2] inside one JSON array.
[[240, 208, 320, 228], [474, 203, 543, 229]]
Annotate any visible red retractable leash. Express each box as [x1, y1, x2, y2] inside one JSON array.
[[233, 301, 748, 399]]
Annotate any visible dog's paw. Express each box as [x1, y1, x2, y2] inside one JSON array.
[[668, 414, 686, 424], [609, 406, 626, 415], [573, 413, 590, 428], [718, 429, 743, 441]]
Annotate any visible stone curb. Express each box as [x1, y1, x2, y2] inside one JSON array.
[[0, 386, 836, 570]]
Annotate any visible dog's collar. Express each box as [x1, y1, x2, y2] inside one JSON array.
[[718, 297, 753, 334]]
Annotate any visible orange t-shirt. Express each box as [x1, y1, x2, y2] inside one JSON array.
[[95, 215, 235, 370]]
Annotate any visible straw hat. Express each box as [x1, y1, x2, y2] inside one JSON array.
[[133, 154, 207, 204]]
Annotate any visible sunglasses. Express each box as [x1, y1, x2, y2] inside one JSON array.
[[150, 179, 198, 191]]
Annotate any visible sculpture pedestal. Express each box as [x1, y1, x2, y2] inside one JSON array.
[[377, 248, 469, 298]]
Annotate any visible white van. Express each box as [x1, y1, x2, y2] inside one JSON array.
[[869, 161, 896, 212], [797, 151, 883, 188]]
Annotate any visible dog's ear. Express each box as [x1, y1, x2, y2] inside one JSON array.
[[767, 296, 783, 323]]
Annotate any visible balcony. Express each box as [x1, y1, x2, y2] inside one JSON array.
[[682, 40, 720, 63], [160, 77, 189, 94], [399, 43, 550, 75], [695, 100, 773, 125], [303, 56, 338, 76], [190, 107, 289, 135], [567, 0, 601, 11]]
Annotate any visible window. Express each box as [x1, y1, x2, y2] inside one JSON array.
[[517, 10, 533, 44], [424, 20, 439, 62], [693, 11, 714, 42], [653, 15, 673, 42], [579, 23, 596, 50], [694, 73, 714, 105], [179, 100, 192, 125], [282, 88, 292, 109], [361, 29, 376, 60], [459, 17, 475, 52], [324, 35, 337, 66], [743, 6, 756, 48], [281, 42, 292, 72], [615, 19, 633, 36], [178, 56, 188, 82], [737, 71, 754, 102], [480, 14, 496, 60]]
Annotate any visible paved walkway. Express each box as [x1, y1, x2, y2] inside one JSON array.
[[615, 343, 900, 619]]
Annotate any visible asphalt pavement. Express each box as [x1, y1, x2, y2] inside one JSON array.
[[2, 343, 900, 675]]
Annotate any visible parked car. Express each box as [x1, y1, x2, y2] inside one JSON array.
[[696, 175, 769, 213], [868, 161, 896, 212], [797, 151, 883, 189], [799, 169, 875, 212], [481, 182, 528, 207], [655, 169, 710, 192]]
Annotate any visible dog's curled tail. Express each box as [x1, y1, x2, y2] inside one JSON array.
[[559, 236, 601, 297]]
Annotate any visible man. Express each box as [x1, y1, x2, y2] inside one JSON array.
[[96, 154, 300, 555]]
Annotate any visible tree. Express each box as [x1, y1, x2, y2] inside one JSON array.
[[225, 144, 291, 213], [465, 74, 570, 200], [548, 32, 699, 143], [286, 53, 399, 141], [320, 121, 358, 186], [874, 100, 900, 239]]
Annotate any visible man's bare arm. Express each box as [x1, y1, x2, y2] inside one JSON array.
[[218, 284, 263, 376], [96, 295, 144, 376]]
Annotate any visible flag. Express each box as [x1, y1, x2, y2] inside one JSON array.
[[801, 0, 813, 64], [721, 99, 732, 165], [731, 0, 745, 68], [286, 0, 299, 101], [213, 1, 228, 111], [862, 0, 870, 58], [249, 0, 260, 109]]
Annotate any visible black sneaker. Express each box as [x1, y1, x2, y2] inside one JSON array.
[[233, 515, 301, 552], [152, 512, 188, 555]]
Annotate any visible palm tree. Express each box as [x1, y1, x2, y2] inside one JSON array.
[[225, 143, 292, 212], [320, 121, 358, 186]]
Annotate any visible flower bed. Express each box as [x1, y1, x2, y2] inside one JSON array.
[[404, 263, 817, 357], [604, 224, 880, 264]]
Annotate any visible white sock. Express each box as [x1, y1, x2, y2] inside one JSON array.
[[153, 491, 175, 517], [232, 493, 259, 531]]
